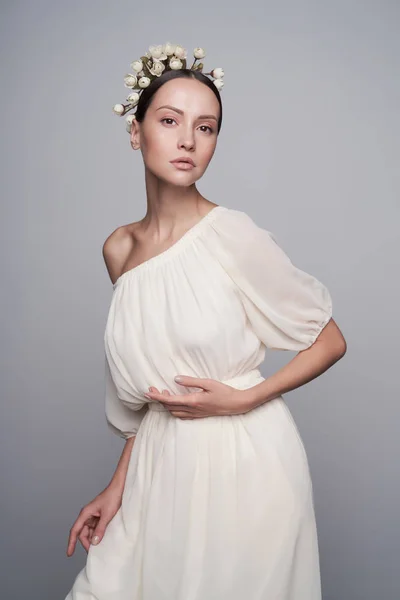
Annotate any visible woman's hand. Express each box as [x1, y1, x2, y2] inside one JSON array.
[[66, 483, 123, 557], [144, 376, 251, 419]]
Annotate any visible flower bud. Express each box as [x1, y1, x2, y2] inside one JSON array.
[[126, 92, 140, 105], [169, 58, 183, 70], [211, 68, 224, 79], [125, 113, 136, 133], [194, 47, 206, 59], [131, 60, 143, 73], [174, 45, 186, 59], [164, 42, 176, 56], [123, 74, 138, 88], [112, 103, 125, 116], [138, 76, 151, 88], [213, 79, 224, 90], [149, 45, 163, 59]]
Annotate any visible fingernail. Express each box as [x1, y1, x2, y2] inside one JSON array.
[[174, 376, 183, 382], [144, 393, 151, 398], [92, 535, 100, 545]]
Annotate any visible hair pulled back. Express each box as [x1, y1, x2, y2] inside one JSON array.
[[134, 69, 223, 134]]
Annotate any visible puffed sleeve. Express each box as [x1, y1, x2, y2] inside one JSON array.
[[210, 208, 333, 351], [104, 356, 149, 439]]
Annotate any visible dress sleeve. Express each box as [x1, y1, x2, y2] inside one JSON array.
[[210, 209, 333, 351], [104, 356, 149, 439]]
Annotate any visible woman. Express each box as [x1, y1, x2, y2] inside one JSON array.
[[65, 43, 347, 599]]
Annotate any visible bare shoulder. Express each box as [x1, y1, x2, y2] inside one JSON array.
[[102, 222, 140, 285]]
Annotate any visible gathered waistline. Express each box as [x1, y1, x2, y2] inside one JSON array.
[[147, 368, 265, 412]]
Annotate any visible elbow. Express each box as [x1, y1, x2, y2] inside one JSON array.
[[334, 337, 347, 360], [323, 318, 347, 359]]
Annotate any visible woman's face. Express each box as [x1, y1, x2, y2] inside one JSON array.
[[130, 78, 220, 186]]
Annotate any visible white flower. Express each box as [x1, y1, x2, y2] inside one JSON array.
[[174, 45, 186, 59], [149, 45, 164, 59], [169, 57, 183, 70], [163, 42, 176, 56], [193, 47, 206, 59], [126, 92, 140, 105], [138, 76, 151, 88], [149, 45, 167, 61], [213, 78, 224, 90], [126, 113, 136, 132], [131, 60, 143, 73], [113, 103, 125, 116], [211, 68, 224, 79], [123, 73, 138, 88], [146, 49, 168, 60], [149, 60, 165, 76]]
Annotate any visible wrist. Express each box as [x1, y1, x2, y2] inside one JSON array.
[[240, 387, 261, 412], [108, 473, 126, 493], [240, 379, 274, 412]]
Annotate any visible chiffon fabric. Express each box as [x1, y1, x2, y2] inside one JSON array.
[[65, 205, 332, 600]]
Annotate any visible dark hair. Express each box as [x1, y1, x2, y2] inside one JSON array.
[[134, 69, 223, 134]]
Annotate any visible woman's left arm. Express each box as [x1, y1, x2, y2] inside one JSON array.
[[144, 318, 346, 418], [242, 317, 346, 411]]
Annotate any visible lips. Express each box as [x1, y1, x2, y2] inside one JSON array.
[[170, 157, 196, 167]]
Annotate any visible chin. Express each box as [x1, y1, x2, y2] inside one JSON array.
[[171, 179, 198, 188], [154, 169, 202, 186]]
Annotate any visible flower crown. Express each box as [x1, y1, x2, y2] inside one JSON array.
[[112, 42, 225, 133]]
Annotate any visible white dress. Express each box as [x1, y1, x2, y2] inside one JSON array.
[[65, 205, 332, 600]]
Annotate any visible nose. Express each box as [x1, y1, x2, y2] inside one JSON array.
[[178, 128, 195, 151]]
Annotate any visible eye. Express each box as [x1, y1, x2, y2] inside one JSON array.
[[161, 117, 177, 126], [199, 125, 214, 134]]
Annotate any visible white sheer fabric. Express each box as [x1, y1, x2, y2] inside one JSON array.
[[66, 205, 332, 599]]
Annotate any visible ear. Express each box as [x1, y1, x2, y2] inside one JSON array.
[[130, 119, 140, 150]]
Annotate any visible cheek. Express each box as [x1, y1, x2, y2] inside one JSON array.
[[142, 133, 171, 164], [198, 138, 217, 164]]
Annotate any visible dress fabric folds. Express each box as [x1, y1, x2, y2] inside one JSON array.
[[65, 205, 332, 600]]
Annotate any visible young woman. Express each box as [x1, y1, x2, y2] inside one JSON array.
[[65, 43, 346, 599]]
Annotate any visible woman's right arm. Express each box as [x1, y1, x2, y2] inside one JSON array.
[[108, 434, 136, 489], [66, 232, 141, 557], [66, 435, 136, 557]]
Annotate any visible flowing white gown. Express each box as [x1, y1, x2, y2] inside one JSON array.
[[65, 205, 332, 600]]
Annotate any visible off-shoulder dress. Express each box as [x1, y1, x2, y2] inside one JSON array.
[[65, 205, 332, 600]]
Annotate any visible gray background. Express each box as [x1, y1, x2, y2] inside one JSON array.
[[1, 1, 399, 598]]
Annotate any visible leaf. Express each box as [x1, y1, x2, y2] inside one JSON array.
[[139, 56, 153, 78]]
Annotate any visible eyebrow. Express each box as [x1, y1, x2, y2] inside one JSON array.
[[155, 104, 218, 122]]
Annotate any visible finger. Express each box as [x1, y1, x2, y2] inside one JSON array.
[[79, 525, 91, 553], [159, 394, 192, 407], [174, 376, 212, 390], [144, 390, 171, 401], [66, 507, 95, 556], [162, 389, 171, 395], [91, 517, 109, 546], [170, 410, 197, 419], [67, 521, 83, 556], [66, 537, 76, 557], [87, 517, 99, 544], [88, 526, 94, 544]]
